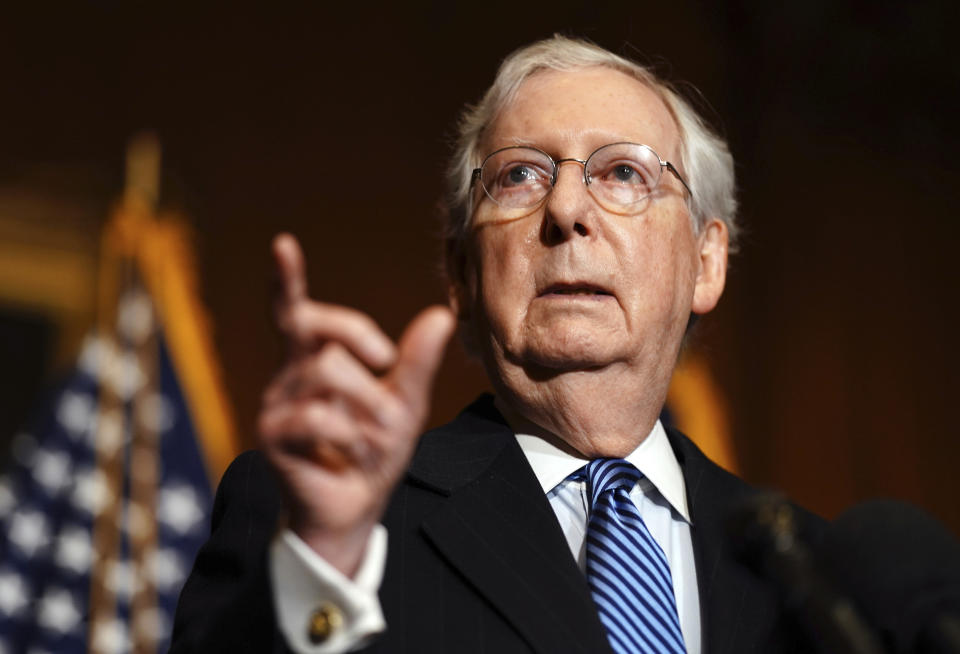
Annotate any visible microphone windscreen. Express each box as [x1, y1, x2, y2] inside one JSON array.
[[727, 493, 885, 654], [820, 500, 960, 654]]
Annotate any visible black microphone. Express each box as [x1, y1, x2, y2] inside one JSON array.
[[819, 500, 960, 654], [728, 493, 885, 654]]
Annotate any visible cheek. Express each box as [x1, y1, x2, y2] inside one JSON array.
[[469, 228, 537, 329], [617, 220, 699, 319], [474, 226, 530, 285]]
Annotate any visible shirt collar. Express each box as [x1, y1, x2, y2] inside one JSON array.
[[514, 420, 691, 523]]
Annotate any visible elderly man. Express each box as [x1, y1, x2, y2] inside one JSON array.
[[172, 36, 822, 654]]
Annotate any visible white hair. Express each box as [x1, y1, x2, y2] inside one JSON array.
[[444, 35, 738, 283]]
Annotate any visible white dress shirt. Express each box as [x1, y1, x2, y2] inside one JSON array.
[[269, 524, 387, 653], [515, 420, 701, 654], [269, 419, 700, 654]]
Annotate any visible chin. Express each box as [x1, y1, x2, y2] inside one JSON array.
[[520, 335, 621, 373]]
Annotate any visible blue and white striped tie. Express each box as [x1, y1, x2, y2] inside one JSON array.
[[580, 458, 687, 654]]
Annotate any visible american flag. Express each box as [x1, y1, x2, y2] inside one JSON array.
[[0, 286, 215, 654]]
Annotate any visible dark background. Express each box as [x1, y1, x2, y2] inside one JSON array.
[[1, 2, 957, 531]]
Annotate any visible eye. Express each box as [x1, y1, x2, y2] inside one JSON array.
[[499, 162, 547, 187], [611, 164, 638, 183], [478, 147, 554, 208], [597, 160, 653, 187], [505, 164, 535, 186]]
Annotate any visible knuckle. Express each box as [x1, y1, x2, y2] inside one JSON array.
[[354, 312, 380, 335], [334, 305, 380, 340], [284, 301, 327, 342], [314, 343, 349, 379], [287, 302, 311, 336], [328, 302, 361, 323], [376, 394, 412, 430], [382, 394, 407, 421], [299, 402, 333, 435]]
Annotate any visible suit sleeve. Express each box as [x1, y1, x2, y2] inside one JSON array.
[[170, 451, 389, 654], [170, 450, 287, 654]]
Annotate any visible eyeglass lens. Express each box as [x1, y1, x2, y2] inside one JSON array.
[[479, 143, 666, 212]]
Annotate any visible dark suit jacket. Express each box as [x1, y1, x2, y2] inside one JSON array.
[[171, 395, 824, 653]]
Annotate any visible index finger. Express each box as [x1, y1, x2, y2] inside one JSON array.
[[272, 233, 308, 309]]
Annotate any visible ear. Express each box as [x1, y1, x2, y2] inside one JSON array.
[[445, 238, 472, 322], [447, 263, 481, 357], [691, 218, 729, 315], [447, 278, 469, 322], [445, 237, 483, 356]]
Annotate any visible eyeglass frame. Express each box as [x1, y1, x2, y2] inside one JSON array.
[[470, 142, 693, 212]]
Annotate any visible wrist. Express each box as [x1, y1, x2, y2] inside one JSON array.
[[289, 518, 378, 578]]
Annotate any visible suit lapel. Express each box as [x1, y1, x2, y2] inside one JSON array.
[[408, 399, 787, 653], [409, 397, 611, 654], [669, 428, 780, 654]]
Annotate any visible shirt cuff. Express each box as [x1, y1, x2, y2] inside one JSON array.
[[269, 525, 387, 653]]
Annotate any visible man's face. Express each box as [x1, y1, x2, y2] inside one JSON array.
[[459, 67, 726, 389]]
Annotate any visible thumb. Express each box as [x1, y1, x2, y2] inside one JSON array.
[[390, 305, 456, 413]]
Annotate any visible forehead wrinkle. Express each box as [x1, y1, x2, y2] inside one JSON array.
[[492, 127, 676, 163], [488, 69, 682, 163], [499, 130, 603, 155], [483, 131, 579, 157]]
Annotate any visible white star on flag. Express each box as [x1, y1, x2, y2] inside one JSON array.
[[148, 547, 186, 591], [71, 466, 112, 515], [9, 510, 51, 557], [56, 391, 96, 438], [37, 587, 82, 635], [54, 525, 93, 575], [76, 333, 104, 377], [32, 450, 72, 496], [0, 571, 29, 617], [158, 483, 204, 535]]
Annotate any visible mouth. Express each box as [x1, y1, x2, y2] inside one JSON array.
[[538, 282, 614, 298]]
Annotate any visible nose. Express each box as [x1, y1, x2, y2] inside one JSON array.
[[543, 159, 595, 243]]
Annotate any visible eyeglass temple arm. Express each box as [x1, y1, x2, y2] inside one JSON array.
[[664, 162, 693, 198]]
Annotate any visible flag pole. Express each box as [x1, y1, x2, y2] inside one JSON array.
[[87, 132, 163, 654], [126, 132, 163, 654]]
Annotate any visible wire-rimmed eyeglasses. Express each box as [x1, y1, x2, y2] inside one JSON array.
[[471, 142, 692, 215]]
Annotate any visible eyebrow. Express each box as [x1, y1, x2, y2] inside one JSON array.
[[501, 130, 662, 156], [508, 136, 538, 148]]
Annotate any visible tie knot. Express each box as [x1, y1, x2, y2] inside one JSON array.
[[583, 458, 642, 507]]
